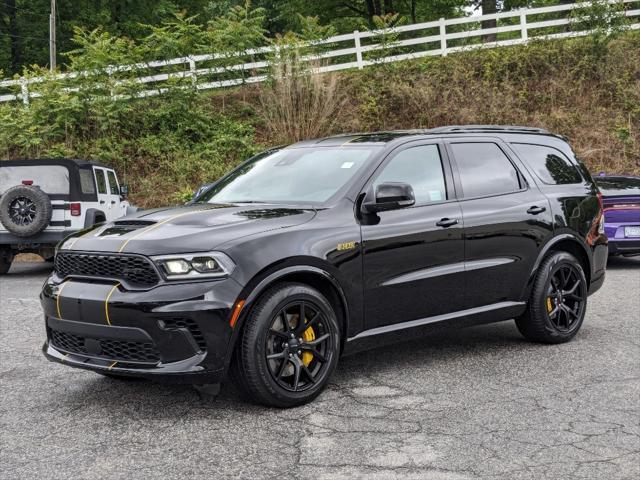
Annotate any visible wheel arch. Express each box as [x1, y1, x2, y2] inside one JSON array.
[[224, 262, 351, 371], [84, 208, 106, 227], [522, 234, 592, 301]]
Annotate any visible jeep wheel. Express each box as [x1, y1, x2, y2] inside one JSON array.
[[516, 251, 587, 343], [0, 185, 52, 237], [230, 283, 341, 408]]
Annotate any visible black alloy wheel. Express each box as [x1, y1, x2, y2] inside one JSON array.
[[545, 263, 586, 332], [516, 251, 588, 343], [265, 300, 333, 392], [9, 197, 37, 226], [230, 283, 340, 408]]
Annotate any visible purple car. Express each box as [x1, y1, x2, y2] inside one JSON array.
[[595, 174, 640, 256]]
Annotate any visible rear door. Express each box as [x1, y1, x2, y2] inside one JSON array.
[[445, 138, 554, 309], [93, 167, 111, 220], [360, 142, 465, 330]]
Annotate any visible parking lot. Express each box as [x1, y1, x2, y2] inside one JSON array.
[[1, 258, 638, 480]]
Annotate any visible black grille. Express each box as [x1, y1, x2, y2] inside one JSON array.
[[50, 329, 160, 363], [162, 318, 207, 351], [55, 252, 159, 287]]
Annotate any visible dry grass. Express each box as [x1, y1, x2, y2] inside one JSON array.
[[253, 60, 347, 144]]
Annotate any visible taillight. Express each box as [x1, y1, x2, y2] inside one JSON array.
[[70, 203, 81, 216], [596, 192, 605, 235]]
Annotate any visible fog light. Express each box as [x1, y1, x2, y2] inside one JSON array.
[[163, 259, 191, 275]]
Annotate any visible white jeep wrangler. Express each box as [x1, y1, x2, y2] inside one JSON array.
[[0, 158, 134, 273]]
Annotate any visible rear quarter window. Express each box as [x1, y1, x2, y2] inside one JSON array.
[[511, 143, 583, 185], [78, 168, 96, 194]]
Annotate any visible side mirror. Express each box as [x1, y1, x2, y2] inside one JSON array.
[[119, 184, 129, 198], [363, 182, 415, 214], [193, 183, 212, 200]]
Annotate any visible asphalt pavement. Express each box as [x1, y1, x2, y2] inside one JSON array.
[[1, 258, 638, 480]]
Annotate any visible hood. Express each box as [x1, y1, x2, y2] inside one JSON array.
[[62, 203, 317, 255]]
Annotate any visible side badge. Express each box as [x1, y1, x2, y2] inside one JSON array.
[[336, 241, 357, 251]]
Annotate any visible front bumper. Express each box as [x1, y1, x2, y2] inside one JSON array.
[[41, 275, 243, 383]]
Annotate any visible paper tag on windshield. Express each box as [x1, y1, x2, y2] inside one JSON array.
[[341, 162, 354, 169]]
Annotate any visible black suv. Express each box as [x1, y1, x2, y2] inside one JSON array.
[[41, 126, 608, 407]]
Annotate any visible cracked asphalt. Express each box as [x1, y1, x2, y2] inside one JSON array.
[[1, 258, 639, 480]]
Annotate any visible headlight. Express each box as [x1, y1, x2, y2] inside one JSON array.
[[151, 252, 235, 280]]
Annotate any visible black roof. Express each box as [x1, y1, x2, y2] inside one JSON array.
[[289, 125, 560, 148], [0, 158, 108, 169]]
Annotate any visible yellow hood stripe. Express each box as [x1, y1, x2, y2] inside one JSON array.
[[56, 281, 69, 319], [105, 283, 120, 326]]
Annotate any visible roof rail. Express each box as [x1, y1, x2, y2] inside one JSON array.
[[428, 125, 550, 134]]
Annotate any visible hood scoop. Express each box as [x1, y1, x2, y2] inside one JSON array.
[[113, 220, 156, 226]]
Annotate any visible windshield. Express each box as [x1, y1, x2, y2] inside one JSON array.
[[197, 147, 380, 204]]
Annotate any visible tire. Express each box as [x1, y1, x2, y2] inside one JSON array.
[[230, 283, 341, 408], [0, 248, 13, 275], [516, 251, 588, 344], [0, 185, 52, 237]]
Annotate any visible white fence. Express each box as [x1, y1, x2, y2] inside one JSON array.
[[1, 0, 639, 105]]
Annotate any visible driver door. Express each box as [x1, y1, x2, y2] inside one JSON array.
[[360, 142, 465, 331]]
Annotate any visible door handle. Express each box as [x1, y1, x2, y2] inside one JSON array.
[[99, 200, 105, 205], [527, 206, 546, 215], [110, 200, 116, 205], [436, 218, 459, 228]]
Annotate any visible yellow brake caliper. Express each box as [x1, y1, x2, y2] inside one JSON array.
[[546, 297, 553, 313], [301, 326, 315, 366]]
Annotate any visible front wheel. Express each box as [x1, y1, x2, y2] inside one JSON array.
[[230, 283, 341, 408], [516, 251, 588, 343]]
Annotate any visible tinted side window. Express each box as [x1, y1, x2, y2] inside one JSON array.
[[450, 143, 521, 198], [106, 170, 119, 195], [78, 169, 96, 194], [95, 169, 107, 194], [374, 145, 447, 205], [511, 143, 583, 185]]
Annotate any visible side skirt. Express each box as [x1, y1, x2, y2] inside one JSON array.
[[343, 301, 526, 356]]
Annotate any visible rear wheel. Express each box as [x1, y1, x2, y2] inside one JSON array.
[[516, 251, 587, 343], [230, 283, 341, 408]]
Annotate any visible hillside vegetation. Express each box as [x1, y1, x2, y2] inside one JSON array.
[[0, 31, 638, 208]]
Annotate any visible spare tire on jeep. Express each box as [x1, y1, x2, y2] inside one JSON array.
[[0, 185, 52, 237]]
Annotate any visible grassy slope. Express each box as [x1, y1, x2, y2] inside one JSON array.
[[0, 32, 638, 208]]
